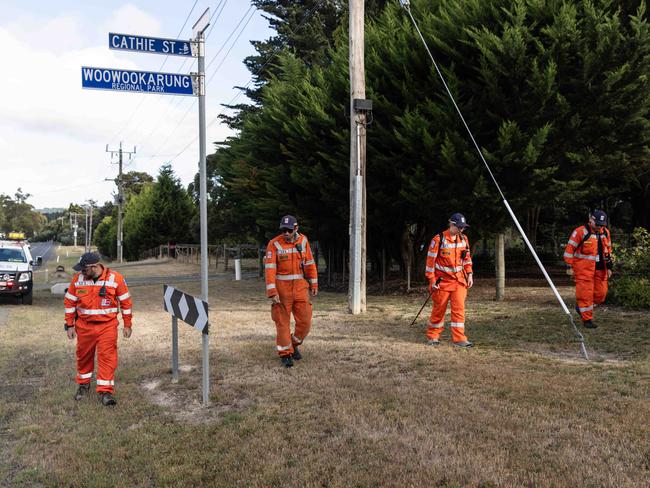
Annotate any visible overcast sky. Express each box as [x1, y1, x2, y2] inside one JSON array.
[[0, 0, 273, 209]]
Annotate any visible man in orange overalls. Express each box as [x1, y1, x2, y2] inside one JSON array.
[[424, 213, 474, 347], [64, 252, 133, 406], [264, 215, 318, 368], [564, 210, 613, 329]]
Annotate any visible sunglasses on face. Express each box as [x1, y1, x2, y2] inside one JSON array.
[[281, 228, 293, 234]]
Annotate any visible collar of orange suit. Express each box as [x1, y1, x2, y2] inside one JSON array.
[[588, 223, 607, 234], [444, 229, 463, 242]]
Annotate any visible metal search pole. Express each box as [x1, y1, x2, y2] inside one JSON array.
[[193, 8, 211, 406]]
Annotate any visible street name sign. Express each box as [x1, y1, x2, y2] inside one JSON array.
[[81, 67, 195, 96], [109, 33, 194, 57]]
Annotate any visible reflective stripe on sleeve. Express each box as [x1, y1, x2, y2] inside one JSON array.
[[564, 252, 574, 258], [77, 308, 119, 315], [309, 279, 318, 284], [265, 263, 277, 269], [304, 260, 315, 266], [276, 274, 304, 280], [427, 251, 437, 258], [425, 266, 435, 273], [65, 292, 78, 301], [574, 253, 599, 261], [96, 379, 114, 386], [121, 309, 132, 315], [435, 263, 463, 273], [266, 284, 276, 290], [65, 307, 76, 314], [117, 292, 130, 301], [568, 239, 579, 247]]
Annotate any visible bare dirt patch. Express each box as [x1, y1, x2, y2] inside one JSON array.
[[141, 375, 255, 425]]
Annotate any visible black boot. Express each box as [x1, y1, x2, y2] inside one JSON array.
[[292, 345, 302, 361], [100, 392, 117, 406], [281, 355, 294, 368], [583, 320, 597, 329], [74, 383, 90, 401]]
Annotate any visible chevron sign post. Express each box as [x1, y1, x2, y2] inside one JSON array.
[[163, 285, 210, 405]]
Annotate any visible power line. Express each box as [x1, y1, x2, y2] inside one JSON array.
[[148, 5, 257, 159], [107, 0, 200, 145], [164, 1, 325, 164], [136, 1, 231, 147]]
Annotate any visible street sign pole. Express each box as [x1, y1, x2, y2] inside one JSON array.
[[171, 316, 179, 383], [194, 8, 210, 407]]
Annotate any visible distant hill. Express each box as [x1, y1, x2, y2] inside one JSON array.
[[36, 208, 65, 215]]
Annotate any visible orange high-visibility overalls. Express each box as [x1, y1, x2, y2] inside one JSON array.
[[264, 234, 318, 356], [425, 230, 473, 343], [64, 267, 132, 393], [563, 224, 612, 322]]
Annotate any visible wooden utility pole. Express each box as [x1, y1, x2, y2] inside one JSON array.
[[349, 0, 367, 314], [107, 142, 135, 262]]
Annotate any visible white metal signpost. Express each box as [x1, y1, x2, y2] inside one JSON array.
[[163, 285, 209, 395], [82, 8, 213, 405]]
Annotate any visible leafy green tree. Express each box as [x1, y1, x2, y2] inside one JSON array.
[[94, 216, 116, 258], [122, 171, 154, 197], [0, 188, 46, 237], [208, 0, 650, 279], [122, 165, 196, 260]]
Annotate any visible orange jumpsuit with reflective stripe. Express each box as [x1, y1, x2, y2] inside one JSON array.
[[563, 225, 611, 322], [264, 234, 318, 356], [64, 266, 132, 393], [425, 230, 473, 343]]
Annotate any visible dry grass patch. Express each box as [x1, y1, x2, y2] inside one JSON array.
[[1, 265, 649, 487]]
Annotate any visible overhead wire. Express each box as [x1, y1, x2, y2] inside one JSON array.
[[164, 0, 325, 164], [396, 0, 588, 359], [138, 0, 230, 146], [107, 0, 200, 145], [148, 5, 257, 159]]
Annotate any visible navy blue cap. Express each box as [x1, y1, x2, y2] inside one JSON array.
[[591, 210, 608, 226], [279, 215, 298, 230], [73, 252, 101, 271], [449, 213, 469, 229]]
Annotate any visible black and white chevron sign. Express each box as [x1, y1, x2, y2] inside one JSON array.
[[163, 285, 209, 334]]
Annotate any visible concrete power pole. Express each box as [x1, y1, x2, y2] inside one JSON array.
[[84, 206, 89, 252], [87, 202, 94, 252], [348, 0, 369, 314], [107, 142, 136, 263], [72, 213, 78, 248]]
